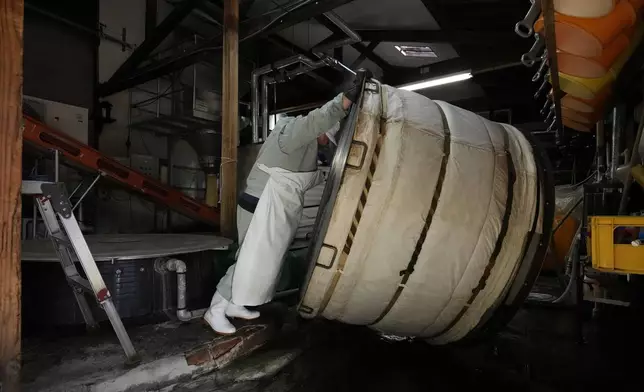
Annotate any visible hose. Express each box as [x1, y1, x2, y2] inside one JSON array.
[[552, 228, 581, 304]]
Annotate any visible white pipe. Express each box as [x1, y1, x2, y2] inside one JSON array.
[[162, 258, 207, 321]]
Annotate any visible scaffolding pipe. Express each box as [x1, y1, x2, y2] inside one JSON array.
[[596, 120, 606, 181], [262, 77, 270, 141], [260, 60, 330, 139], [610, 105, 623, 180], [251, 55, 328, 143]]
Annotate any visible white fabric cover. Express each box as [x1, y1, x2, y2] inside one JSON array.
[[299, 82, 542, 344], [233, 164, 323, 306]]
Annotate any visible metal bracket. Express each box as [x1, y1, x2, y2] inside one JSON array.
[[41, 183, 73, 219], [365, 81, 379, 93]]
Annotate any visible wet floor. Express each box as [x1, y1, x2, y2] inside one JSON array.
[[22, 302, 644, 391]]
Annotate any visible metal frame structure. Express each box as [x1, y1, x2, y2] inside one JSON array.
[[98, 0, 357, 97], [300, 71, 370, 298], [22, 181, 138, 363], [95, 0, 530, 110]]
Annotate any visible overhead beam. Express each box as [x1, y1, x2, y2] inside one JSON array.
[[0, 0, 24, 389], [221, 0, 239, 237], [350, 40, 379, 69], [351, 42, 393, 73], [352, 29, 523, 45], [197, 1, 224, 25], [250, 0, 354, 37], [265, 35, 336, 88], [314, 16, 394, 73], [101, 0, 204, 95], [100, 0, 355, 97]]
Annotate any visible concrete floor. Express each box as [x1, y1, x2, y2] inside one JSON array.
[[21, 301, 644, 392]]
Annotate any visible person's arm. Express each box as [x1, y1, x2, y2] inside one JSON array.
[[277, 93, 350, 154]]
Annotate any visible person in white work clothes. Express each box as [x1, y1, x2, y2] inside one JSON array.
[[204, 70, 369, 334]]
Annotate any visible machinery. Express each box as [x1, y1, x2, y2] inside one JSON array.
[[298, 78, 555, 343], [511, 0, 644, 313]]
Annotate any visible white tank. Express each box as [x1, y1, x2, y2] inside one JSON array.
[[299, 81, 554, 344]]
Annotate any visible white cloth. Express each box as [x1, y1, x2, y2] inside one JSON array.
[[232, 164, 324, 306]]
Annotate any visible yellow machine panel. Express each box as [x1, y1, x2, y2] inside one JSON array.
[[590, 216, 644, 274]]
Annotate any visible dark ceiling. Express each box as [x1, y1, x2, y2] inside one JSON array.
[[96, 0, 542, 123]]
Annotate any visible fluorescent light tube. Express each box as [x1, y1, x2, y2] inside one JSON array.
[[399, 72, 472, 91]]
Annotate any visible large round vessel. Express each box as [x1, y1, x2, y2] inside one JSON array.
[[299, 80, 554, 344]]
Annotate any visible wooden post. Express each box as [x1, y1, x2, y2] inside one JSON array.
[[220, 0, 239, 238], [0, 0, 24, 390]]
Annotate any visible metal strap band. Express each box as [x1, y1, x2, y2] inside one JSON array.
[[368, 104, 452, 326], [427, 125, 516, 339]]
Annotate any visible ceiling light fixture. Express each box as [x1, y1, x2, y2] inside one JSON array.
[[399, 71, 473, 92], [395, 45, 437, 58]]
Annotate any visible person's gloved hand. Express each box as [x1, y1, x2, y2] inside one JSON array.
[[343, 68, 373, 103]]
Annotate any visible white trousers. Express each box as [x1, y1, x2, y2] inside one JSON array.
[[216, 206, 253, 301], [216, 165, 323, 305]]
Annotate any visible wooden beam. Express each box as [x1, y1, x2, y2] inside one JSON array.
[[221, 0, 238, 238], [0, 0, 24, 390]]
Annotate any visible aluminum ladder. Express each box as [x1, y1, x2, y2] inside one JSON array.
[[22, 181, 138, 363]]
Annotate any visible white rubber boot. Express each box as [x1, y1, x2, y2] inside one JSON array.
[[225, 302, 260, 320], [204, 292, 236, 335]]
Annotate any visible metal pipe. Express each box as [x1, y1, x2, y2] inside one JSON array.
[[312, 11, 361, 54], [250, 52, 356, 143], [325, 57, 357, 75], [54, 150, 60, 182], [32, 201, 37, 239], [271, 100, 326, 115], [285, 63, 327, 79], [610, 105, 623, 180], [618, 108, 644, 214], [262, 77, 270, 141], [69, 181, 84, 199], [273, 79, 277, 108], [251, 55, 323, 143], [596, 120, 606, 180], [324, 11, 360, 42], [161, 258, 207, 321], [606, 136, 612, 179], [72, 173, 102, 212], [251, 71, 261, 143]]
